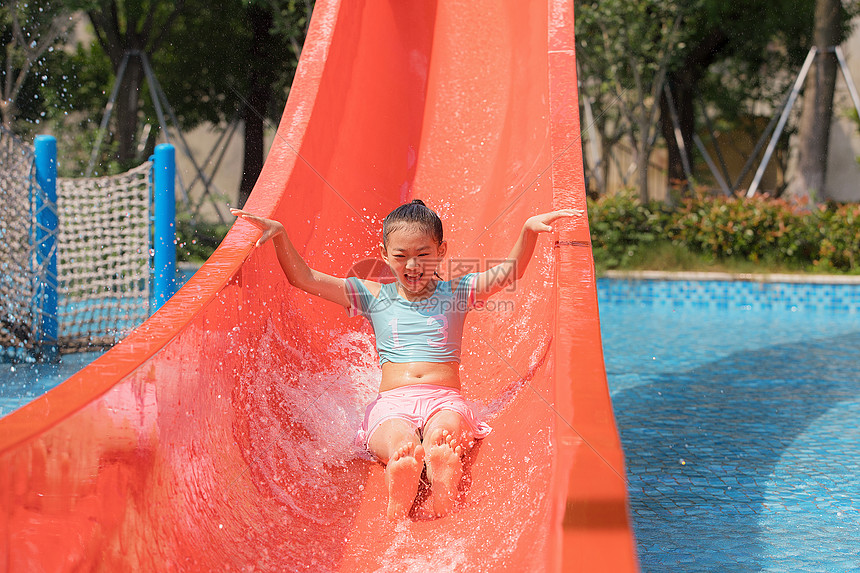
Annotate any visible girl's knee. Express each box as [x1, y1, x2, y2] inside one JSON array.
[[368, 419, 420, 461]]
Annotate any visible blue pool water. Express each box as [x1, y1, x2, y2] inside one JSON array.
[[0, 351, 102, 416], [598, 279, 860, 572], [0, 266, 198, 417]]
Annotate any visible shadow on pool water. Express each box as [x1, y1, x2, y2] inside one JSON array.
[[613, 331, 860, 571]]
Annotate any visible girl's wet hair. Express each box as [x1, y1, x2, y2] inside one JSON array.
[[382, 199, 443, 245]]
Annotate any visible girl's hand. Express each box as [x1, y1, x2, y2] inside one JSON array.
[[231, 208, 286, 247], [524, 208, 583, 234]]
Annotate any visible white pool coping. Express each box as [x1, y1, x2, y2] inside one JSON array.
[[603, 270, 860, 285]]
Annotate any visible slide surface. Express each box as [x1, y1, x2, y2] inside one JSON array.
[[0, 1, 638, 571]]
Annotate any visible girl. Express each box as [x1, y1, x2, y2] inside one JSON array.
[[231, 201, 581, 519]]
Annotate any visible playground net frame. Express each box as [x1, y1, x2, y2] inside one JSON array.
[[1, 127, 153, 358]]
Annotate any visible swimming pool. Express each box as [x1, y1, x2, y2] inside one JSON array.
[[598, 277, 860, 572], [2, 275, 858, 571]]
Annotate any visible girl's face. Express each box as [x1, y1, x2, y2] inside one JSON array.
[[380, 224, 447, 295]]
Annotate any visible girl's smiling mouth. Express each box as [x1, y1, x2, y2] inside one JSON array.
[[404, 272, 424, 287]]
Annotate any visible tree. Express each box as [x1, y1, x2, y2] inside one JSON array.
[[236, 0, 312, 208], [787, 0, 854, 201], [659, 0, 816, 195], [575, 0, 686, 202], [85, 0, 188, 167], [575, 0, 824, 199], [1, 0, 77, 130], [7, 0, 312, 204], [77, 0, 311, 202]]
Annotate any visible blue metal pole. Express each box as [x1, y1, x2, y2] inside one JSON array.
[[33, 135, 58, 358], [152, 143, 176, 311]]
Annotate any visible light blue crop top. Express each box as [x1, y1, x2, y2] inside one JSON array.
[[344, 274, 482, 365]]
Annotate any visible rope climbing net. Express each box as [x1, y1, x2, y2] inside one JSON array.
[[57, 164, 151, 352], [0, 127, 152, 357], [0, 129, 40, 355]]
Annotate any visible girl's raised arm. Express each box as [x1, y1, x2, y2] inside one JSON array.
[[231, 209, 351, 308], [473, 209, 583, 303]]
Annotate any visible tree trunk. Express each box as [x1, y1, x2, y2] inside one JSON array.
[[114, 56, 145, 167], [636, 152, 649, 203], [87, 2, 184, 170], [660, 75, 696, 192], [659, 29, 728, 197], [637, 116, 651, 203], [238, 5, 274, 208], [239, 90, 268, 208], [787, 0, 842, 201]]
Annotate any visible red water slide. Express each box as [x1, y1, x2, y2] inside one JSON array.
[[0, 1, 638, 570]]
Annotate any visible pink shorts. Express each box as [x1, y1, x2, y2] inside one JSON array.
[[356, 384, 492, 448]]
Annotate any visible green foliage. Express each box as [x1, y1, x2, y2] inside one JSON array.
[[0, 1, 77, 133], [175, 211, 231, 262], [696, 0, 815, 105], [75, 0, 310, 138], [804, 203, 860, 272], [4, 0, 313, 204], [47, 42, 118, 176], [589, 193, 860, 274], [575, 0, 688, 197], [574, 0, 820, 197], [587, 189, 671, 268], [3, 1, 311, 158], [670, 195, 800, 261]]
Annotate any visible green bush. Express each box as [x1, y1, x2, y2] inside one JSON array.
[[806, 203, 860, 272], [588, 192, 860, 274], [587, 189, 670, 268], [176, 211, 232, 262], [670, 195, 803, 262]]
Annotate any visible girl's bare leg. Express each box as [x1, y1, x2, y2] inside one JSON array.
[[367, 419, 424, 520], [422, 410, 472, 517]]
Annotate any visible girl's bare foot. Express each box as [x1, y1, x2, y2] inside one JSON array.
[[425, 429, 463, 517], [386, 442, 425, 520]]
